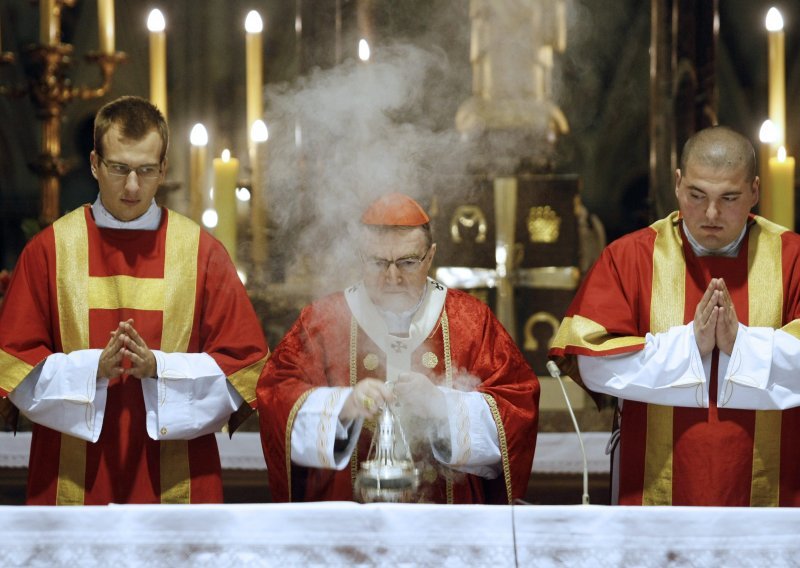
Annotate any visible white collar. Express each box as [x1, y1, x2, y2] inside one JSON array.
[[683, 222, 747, 257], [91, 196, 162, 230]]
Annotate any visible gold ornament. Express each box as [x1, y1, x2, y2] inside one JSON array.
[[363, 353, 379, 371], [422, 352, 439, 369]]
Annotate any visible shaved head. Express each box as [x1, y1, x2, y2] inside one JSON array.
[[679, 126, 757, 182]]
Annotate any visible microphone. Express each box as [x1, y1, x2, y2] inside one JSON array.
[[546, 360, 590, 505]]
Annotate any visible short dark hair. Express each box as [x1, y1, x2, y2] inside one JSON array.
[[94, 96, 169, 163], [679, 126, 757, 182]]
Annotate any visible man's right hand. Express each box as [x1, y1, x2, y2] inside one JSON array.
[[693, 280, 720, 357], [341, 378, 394, 422]]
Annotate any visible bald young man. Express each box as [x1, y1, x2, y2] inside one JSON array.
[[257, 193, 539, 504], [550, 125, 800, 506]]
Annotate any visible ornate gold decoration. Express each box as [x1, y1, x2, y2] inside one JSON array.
[[523, 311, 561, 352], [527, 206, 561, 243], [421, 352, 439, 369], [363, 353, 379, 371], [450, 205, 488, 244]]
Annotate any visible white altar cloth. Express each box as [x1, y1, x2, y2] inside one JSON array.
[[1, 503, 799, 567]]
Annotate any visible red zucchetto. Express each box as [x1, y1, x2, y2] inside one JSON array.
[[360, 192, 430, 226]]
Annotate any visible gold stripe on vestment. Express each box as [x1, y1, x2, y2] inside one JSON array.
[[748, 218, 785, 506], [642, 214, 685, 505], [53, 208, 91, 505], [228, 354, 270, 405], [348, 317, 360, 495], [551, 315, 646, 353], [159, 210, 200, 504], [88, 275, 165, 311]]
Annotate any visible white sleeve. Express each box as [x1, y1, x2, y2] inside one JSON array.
[[7, 350, 108, 442], [141, 350, 244, 440], [576, 324, 709, 408], [430, 389, 502, 479], [719, 325, 800, 410], [290, 386, 359, 470]]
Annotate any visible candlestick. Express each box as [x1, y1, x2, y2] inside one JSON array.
[[767, 146, 795, 229], [245, 11, 264, 139], [98, 0, 115, 54], [40, 0, 57, 46], [766, 7, 785, 150], [759, 120, 777, 220], [147, 9, 167, 122], [213, 149, 240, 263], [250, 120, 269, 276], [189, 123, 208, 224]]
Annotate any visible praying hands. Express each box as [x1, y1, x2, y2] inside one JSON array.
[[693, 277, 739, 356], [97, 319, 157, 379]]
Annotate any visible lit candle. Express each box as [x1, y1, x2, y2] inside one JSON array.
[[213, 149, 240, 263], [189, 124, 208, 224], [759, 119, 778, 220], [98, 0, 115, 54], [147, 9, 167, 122], [358, 38, 371, 62], [250, 120, 269, 268], [40, 0, 57, 46], [245, 11, 264, 140], [767, 146, 795, 229], [766, 7, 785, 150]]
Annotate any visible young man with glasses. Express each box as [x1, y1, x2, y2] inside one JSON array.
[[257, 192, 539, 504], [0, 96, 269, 504]]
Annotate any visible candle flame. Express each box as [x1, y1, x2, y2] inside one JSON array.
[[147, 9, 166, 32], [222, 149, 231, 162], [766, 8, 783, 32], [760, 120, 778, 143], [251, 120, 269, 143], [778, 146, 787, 162], [202, 209, 218, 229], [190, 123, 208, 146], [358, 38, 371, 62], [245, 11, 263, 33], [236, 187, 251, 202], [295, 15, 302, 34]]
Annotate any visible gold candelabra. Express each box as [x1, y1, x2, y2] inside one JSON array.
[[0, 0, 125, 225]]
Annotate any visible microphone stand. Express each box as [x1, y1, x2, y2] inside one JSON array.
[[546, 361, 590, 505]]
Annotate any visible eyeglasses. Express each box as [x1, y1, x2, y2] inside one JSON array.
[[96, 153, 163, 180], [362, 247, 431, 274]]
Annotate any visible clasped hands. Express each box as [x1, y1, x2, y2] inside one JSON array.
[[694, 278, 739, 356], [97, 319, 157, 380], [341, 372, 446, 423]]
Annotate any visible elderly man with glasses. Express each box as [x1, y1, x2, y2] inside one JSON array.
[[257, 193, 539, 504], [0, 96, 269, 505]]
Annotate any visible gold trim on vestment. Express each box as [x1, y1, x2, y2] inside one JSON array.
[[0, 349, 34, 394], [53, 209, 91, 505], [483, 393, 513, 504], [551, 315, 645, 353], [748, 218, 785, 506], [442, 309, 454, 504], [349, 317, 359, 494], [642, 214, 685, 505], [228, 354, 269, 405]]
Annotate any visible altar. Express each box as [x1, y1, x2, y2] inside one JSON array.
[[1, 502, 797, 566]]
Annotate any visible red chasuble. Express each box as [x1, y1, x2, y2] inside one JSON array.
[[550, 212, 800, 506], [0, 206, 268, 505], [257, 288, 539, 504]]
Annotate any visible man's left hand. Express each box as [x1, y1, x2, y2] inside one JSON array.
[[714, 279, 739, 355], [393, 372, 446, 422], [118, 320, 157, 379]]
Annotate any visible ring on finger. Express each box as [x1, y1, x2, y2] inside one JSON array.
[[362, 396, 374, 411]]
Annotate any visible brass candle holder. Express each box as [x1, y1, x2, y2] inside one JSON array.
[[0, 1, 126, 225]]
